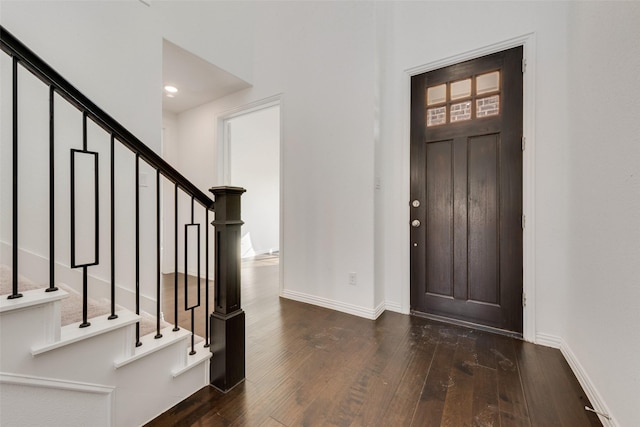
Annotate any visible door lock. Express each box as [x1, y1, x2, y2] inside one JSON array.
[[412, 199, 421, 208], [411, 219, 421, 228]]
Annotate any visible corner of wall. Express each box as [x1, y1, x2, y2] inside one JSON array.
[[534, 333, 617, 427]]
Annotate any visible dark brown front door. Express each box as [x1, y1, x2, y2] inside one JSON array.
[[410, 47, 523, 333]]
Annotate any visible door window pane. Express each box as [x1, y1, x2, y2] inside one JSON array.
[[450, 101, 471, 122], [450, 79, 471, 101], [476, 71, 500, 95], [427, 106, 447, 126], [426, 84, 446, 106], [476, 95, 500, 117]]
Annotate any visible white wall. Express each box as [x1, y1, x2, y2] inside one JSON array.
[[227, 106, 280, 257], [153, 1, 255, 85], [161, 111, 179, 274], [565, 3, 640, 426], [171, 1, 378, 317], [0, 1, 162, 147]]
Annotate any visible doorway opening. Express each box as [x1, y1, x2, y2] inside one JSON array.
[[218, 99, 283, 301], [220, 102, 281, 259]]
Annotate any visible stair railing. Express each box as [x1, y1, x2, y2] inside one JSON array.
[[0, 26, 225, 357]]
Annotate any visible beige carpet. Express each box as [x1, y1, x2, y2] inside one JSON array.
[[0, 265, 164, 336]]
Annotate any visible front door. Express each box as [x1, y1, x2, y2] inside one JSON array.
[[410, 47, 523, 333]]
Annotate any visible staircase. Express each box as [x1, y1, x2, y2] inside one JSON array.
[[0, 282, 210, 426], [0, 26, 245, 426]]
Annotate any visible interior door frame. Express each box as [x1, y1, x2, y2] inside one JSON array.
[[216, 94, 284, 295], [403, 34, 537, 342]]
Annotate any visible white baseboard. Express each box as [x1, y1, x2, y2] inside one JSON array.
[[535, 332, 562, 348], [384, 301, 406, 314], [535, 333, 616, 427], [281, 289, 381, 320], [559, 339, 617, 427], [373, 301, 385, 319]]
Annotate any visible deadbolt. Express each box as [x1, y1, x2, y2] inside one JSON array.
[[411, 219, 421, 228], [412, 200, 420, 208]]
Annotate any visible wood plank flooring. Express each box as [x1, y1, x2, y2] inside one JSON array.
[[148, 255, 601, 427]]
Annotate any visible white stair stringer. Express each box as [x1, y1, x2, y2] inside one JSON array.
[[0, 288, 211, 427]]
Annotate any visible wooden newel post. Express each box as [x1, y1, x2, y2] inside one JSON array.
[[209, 186, 246, 392]]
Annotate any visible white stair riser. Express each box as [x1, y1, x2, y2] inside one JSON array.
[[1, 293, 209, 427]]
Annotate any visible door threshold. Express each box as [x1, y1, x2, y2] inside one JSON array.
[[410, 310, 523, 340]]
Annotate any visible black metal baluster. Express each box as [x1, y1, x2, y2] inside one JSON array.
[[80, 267, 90, 327], [173, 183, 179, 331], [155, 169, 162, 339], [92, 122, 99, 274], [184, 196, 199, 355], [70, 145, 99, 329], [0, 30, 227, 363], [79, 113, 90, 328], [190, 309, 196, 355], [205, 208, 210, 348], [109, 135, 117, 320], [184, 209, 190, 349], [9, 56, 22, 300], [46, 85, 58, 293], [135, 154, 141, 347]]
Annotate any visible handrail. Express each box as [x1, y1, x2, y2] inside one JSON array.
[[2, 26, 247, 383], [1, 24, 217, 353], [0, 25, 214, 210]]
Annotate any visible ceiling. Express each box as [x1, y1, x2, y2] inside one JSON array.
[[162, 39, 251, 114]]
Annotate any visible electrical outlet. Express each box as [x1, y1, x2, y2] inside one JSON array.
[[349, 272, 357, 286]]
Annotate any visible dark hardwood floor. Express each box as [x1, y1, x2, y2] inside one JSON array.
[[149, 255, 601, 427], [161, 272, 215, 339]]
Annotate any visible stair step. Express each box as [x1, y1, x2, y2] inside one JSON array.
[[171, 341, 213, 378], [0, 288, 68, 314], [114, 326, 191, 369], [31, 310, 139, 356]]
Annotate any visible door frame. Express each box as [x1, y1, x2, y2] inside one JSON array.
[[216, 94, 284, 295], [402, 34, 537, 342]]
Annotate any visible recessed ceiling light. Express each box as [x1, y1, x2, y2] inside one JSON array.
[[164, 85, 178, 94]]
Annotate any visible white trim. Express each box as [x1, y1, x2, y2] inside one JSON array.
[[0, 372, 114, 426], [531, 335, 617, 427], [0, 372, 114, 394], [535, 332, 562, 349], [521, 34, 537, 344], [0, 287, 68, 314], [402, 33, 537, 341], [560, 340, 617, 427], [384, 301, 404, 314], [281, 289, 383, 320], [373, 301, 385, 319]]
